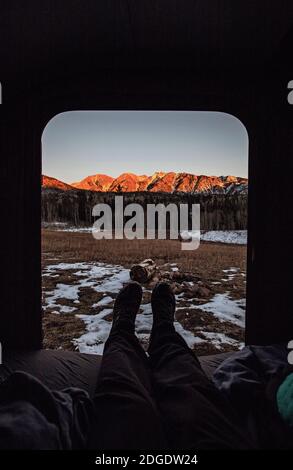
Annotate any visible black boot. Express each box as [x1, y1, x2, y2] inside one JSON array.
[[151, 282, 175, 328], [111, 282, 143, 333]]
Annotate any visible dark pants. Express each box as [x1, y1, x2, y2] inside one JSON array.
[[90, 321, 252, 450]]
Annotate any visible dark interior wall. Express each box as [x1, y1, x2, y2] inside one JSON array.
[[246, 74, 293, 345], [0, 1, 293, 349]]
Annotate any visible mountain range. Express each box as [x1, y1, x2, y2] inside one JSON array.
[[42, 172, 248, 194]]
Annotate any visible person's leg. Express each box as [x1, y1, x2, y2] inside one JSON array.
[[148, 282, 254, 449], [89, 282, 167, 450]]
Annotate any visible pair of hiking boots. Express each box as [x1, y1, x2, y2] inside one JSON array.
[[112, 282, 175, 332]]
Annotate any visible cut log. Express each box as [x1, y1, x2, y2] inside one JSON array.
[[130, 259, 157, 284]]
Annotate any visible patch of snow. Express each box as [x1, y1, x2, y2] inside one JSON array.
[[44, 262, 90, 272], [139, 303, 153, 316], [44, 283, 79, 312], [92, 296, 113, 308], [73, 308, 112, 355], [197, 293, 245, 328], [61, 227, 93, 232], [93, 269, 130, 294], [74, 264, 121, 279], [43, 262, 129, 314], [223, 268, 239, 273], [200, 331, 244, 350], [58, 305, 77, 314], [174, 322, 204, 348], [201, 230, 247, 245]]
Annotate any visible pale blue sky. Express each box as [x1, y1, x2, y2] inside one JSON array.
[[42, 111, 248, 183]]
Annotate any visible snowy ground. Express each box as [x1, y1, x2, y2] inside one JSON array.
[[43, 224, 247, 245], [43, 260, 245, 355], [201, 230, 247, 245]]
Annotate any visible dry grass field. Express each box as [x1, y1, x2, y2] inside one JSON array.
[[42, 230, 246, 283], [42, 229, 247, 355]]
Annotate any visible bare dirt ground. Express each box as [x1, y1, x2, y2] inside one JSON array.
[[42, 229, 247, 355]]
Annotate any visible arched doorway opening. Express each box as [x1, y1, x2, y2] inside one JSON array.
[[41, 111, 249, 356]]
